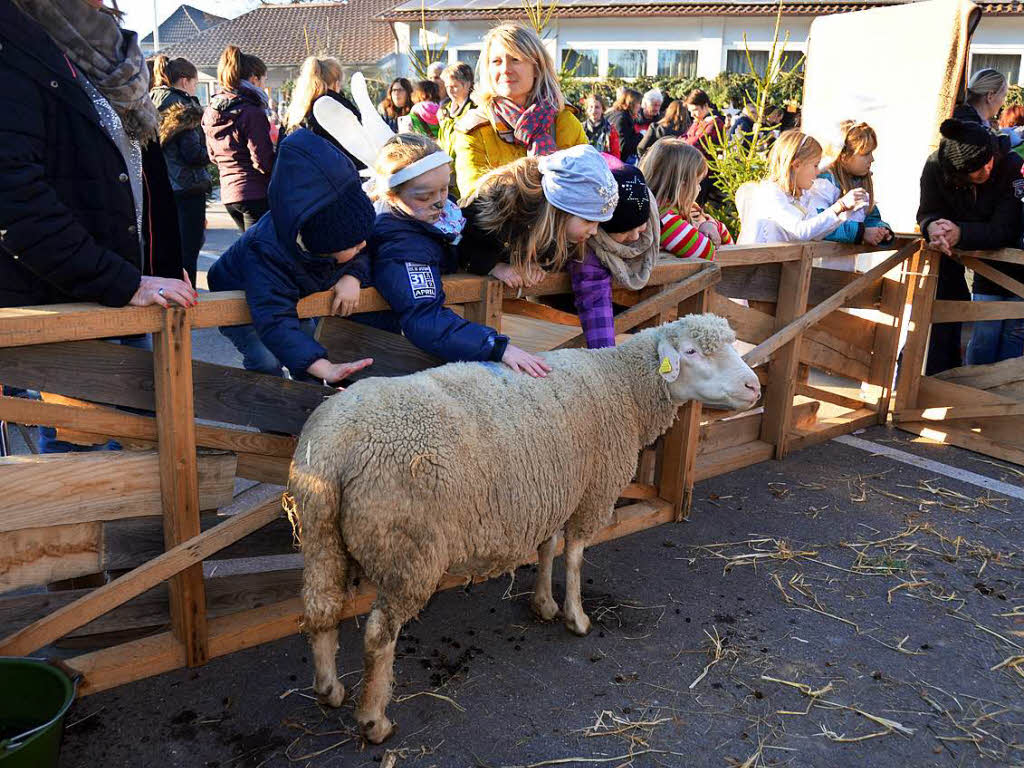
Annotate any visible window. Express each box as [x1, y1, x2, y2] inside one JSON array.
[[607, 49, 647, 78], [561, 48, 598, 77], [657, 49, 697, 78], [727, 49, 804, 76], [971, 53, 1021, 85], [195, 81, 210, 106], [454, 49, 480, 74]]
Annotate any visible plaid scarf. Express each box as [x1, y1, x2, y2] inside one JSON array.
[[490, 97, 559, 156]]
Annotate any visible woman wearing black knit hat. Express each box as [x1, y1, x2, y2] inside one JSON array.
[[917, 118, 1024, 372]]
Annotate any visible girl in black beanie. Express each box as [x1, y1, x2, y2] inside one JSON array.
[[917, 118, 1024, 371]]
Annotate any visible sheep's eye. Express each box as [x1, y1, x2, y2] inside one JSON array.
[[685, 348, 698, 356]]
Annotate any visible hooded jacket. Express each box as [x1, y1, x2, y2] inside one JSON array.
[[0, 0, 181, 308], [158, 100, 212, 196], [207, 129, 371, 375], [202, 86, 275, 204], [370, 211, 508, 363]]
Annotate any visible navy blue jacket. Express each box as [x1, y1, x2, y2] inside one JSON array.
[[370, 212, 508, 363], [208, 128, 370, 374]]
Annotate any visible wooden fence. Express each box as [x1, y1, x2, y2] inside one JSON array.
[[893, 245, 1024, 466], [0, 239, 917, 694]]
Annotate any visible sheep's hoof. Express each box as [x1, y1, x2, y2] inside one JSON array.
[[315, 679, 345, 708], [531, 596, 559, 621], [565, 612, 592, 637], [358, 714, 396, 744]]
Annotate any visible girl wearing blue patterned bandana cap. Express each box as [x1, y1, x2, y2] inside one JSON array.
[[366, 134, 551, 377]]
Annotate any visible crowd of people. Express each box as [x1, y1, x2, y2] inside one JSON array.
[[3, 1, 1024, 456]]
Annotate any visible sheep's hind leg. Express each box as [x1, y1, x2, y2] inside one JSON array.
[[562, 535, 591, 636], [355, 599, 410, 744], [531, 535, 559, 621], [301, 518, 350, 708]]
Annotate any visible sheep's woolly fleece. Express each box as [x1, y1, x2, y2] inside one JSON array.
[[664, 313, 736, 356]]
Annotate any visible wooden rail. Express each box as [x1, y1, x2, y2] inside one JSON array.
[[0, 241, 916, 694]]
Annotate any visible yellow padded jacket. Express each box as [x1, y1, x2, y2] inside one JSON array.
[[451, 107, 587, 199]]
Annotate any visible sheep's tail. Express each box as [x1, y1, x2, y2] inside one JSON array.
[[287, 462, 351, 634]]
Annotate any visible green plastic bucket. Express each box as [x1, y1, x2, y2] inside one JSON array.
[[0, 658, 78, 767]]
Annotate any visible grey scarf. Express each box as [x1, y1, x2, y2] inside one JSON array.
[[14, 0, 159, 143], [588, 190, 661, 290]]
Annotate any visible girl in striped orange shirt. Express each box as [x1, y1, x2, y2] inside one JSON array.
[[638, 138, 731, 260]]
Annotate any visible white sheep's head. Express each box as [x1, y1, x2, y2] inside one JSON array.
[[655, 314, 760, 411]]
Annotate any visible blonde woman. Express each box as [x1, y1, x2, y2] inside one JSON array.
[[639, 139, 731, 260], [954, 68, 1021, 152], [451, 23, 586, 197], [736, 131, 867, 244]]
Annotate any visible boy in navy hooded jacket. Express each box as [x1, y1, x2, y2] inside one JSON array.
[[208, 128, 376, 383]]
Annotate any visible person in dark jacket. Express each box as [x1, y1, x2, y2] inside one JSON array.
[[953, 68, 1021, 156], [151, 55, 211, 284], [203, 44, 275, 232], [207, 128, 376, 384], [0, 0, 192, 311], [637, 100, 690, 157], [918, 118, 1024, 372], [606, 87, 642, 163]]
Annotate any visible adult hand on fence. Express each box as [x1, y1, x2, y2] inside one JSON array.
[[331, 274, 361, 317], [307, 357, 374, 385], [926, 219, 960, 255], [130, 275, 198, 308], [501, 345, 552, 378], [863, 227, 890, 247]]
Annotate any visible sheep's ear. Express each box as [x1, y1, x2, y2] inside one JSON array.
[[657, 338, 680, 383]]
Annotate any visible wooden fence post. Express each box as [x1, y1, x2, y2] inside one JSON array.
[[759, 247, 812, 459], [657, 283, 711, 521], [463, 278, 503, 333], [871, 253, 914, 424], [894, 244, 937, 415], [152, 307, 209, 666]]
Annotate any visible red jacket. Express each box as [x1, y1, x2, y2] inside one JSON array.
[[202, 86, 275, 205], [684, 114, 725, 157]]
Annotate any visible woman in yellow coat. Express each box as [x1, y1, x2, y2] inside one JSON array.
[[452, 23, 586, 198]]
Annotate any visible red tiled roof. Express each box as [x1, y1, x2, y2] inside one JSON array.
[[160, 1, 396, 67], [378, 0, 1024, 20]]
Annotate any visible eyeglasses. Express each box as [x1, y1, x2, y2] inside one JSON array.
[[390, 87, 405, 93]]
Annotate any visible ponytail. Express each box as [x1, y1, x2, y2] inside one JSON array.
[[218, 45, 244, 90], [286, 56, 342, 130], [151, 54, 171, 88]]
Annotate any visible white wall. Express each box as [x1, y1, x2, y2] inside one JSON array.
[[402, 14, 1024, 86]]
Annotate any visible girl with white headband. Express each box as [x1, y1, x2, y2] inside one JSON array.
[[737, 130, 868, 244], [366, 133, 551, 377]]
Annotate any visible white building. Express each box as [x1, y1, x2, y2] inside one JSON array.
[[378, 0, 1024, 86]]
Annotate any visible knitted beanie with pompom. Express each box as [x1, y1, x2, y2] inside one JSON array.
[[938, 118, 994, 174]]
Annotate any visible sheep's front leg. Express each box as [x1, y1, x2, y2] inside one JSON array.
[[356, 606, 401, 744], [531, 535, 559, 621], [562, 536, 591, 636]]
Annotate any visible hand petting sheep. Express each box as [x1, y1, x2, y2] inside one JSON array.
[[286, 313, 760, 744]]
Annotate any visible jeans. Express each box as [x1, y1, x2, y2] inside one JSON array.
[[175, 191, 207, 285], [224, 198, 269, 232], [219, 320, 318, 380], [966, 293, 1024, 365]]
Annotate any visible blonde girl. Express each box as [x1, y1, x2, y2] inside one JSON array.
[[813, 121, 893, 247], [368, 134, 550, 376], [285, 56, 343, 132], [459, 144, 617, 290], [639, 139, 732, 260], [736, 131, 867, 244], [451, 23, 586, 197]]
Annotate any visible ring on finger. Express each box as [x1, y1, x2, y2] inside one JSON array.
[[158, 288, 165, 297]]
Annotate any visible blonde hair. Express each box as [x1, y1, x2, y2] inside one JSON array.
[[825, 120, 877, 211], [217, 45, 266, 90], [638, 139, 707, 214], [476, 23, 564, 118], [286, 56, 343, 131], [372, 133, 448, 200], [767, 131, 822, 198], [463, 156, 579, 275], [967, 68, 1008, 104]]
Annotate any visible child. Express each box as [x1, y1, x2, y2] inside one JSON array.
[[207, 128, 376, 384], [811, 120, 894, 248], [582, 94, 621, 158], [402, 80, 442, 138], [459, 144, 620, 291], [736, 131, 868, 244], [367, 133, 550, 377], [638, 138, 732, 260], [570, 160, 661, 348]]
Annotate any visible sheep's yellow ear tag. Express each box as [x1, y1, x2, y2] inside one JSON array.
[[659, 357, 673, 375], [657, 340, 680, 383]]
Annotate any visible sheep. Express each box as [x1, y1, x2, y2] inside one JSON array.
[[286, 313, 760, 743]]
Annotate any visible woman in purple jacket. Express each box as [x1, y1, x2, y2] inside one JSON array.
[[202, 45, 275, 231]]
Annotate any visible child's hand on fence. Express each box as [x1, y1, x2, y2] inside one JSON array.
[[130, 276, 198, 308], [501, 345, 552, 378], [307, 357, 374, 386], [489, 263, 523, 290], [863, 227, 890, 247], [698, 220, 723, 246], [523, 264, 546, 288], [331, 274, 362, 317]]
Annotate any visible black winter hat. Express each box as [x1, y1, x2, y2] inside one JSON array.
[[601, 164, 651, 234], [299, 185, 375, 256], [938, 118, 995, 174]]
